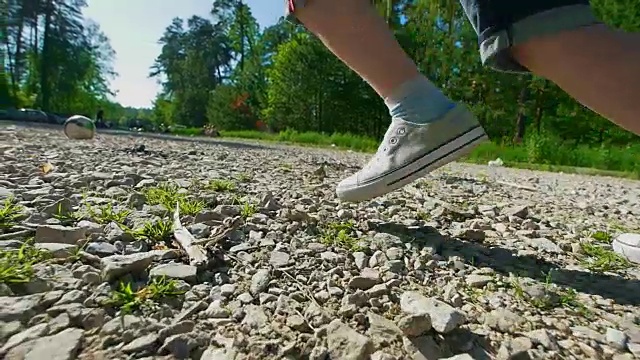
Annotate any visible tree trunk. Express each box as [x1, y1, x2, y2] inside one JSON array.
[[40, 0, 53, 111], [513, 86, 529, 143], [534, 106, 543, 134], [10, 3, 26, 102], [237, 0, 245, 71]]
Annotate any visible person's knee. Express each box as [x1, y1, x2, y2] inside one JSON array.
[[459, 1, 602, 73]]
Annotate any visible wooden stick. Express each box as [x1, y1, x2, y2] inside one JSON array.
[[496, 180, 537, 192], [173, 202, 208, 266], [193, 216, 243, 246]]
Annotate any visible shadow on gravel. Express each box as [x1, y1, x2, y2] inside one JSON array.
[[380, 222, 640, 306]]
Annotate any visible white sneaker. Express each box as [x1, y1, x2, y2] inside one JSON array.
[[336, 104, 488, 202], [612, 233, 640, 264]]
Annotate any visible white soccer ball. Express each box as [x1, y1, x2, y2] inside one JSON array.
[[64, 115, 96, 140]]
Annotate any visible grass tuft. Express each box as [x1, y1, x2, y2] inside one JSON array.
[[579, 243, 630, 272], [0, 198, 23, 231], [207, 179, 236, 193], [108, 276, 185, 314], [0, 241, 51, 284], [320, 220, 363, 252], [509, 272, 592, 317], [144, 182, 205, 216], [87, 202, 131, 225], [127, 219, 174, 244]]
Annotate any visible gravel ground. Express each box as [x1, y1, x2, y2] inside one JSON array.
[[1, 125, 640, 360]]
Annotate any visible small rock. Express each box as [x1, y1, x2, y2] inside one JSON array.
[[149, 263, 198, 283], [325, 319, 373, 360], [122, 333, 159, 353], [21, 327, 83, 360], [397, 314, 432, 337], [606, 327, 628, 350], [250, 269, 271, 294], [348, 268, 380, 290], [100, 252, 158, 282], [35, 225, 85, 244], [400, 291, 465, 333], [497, 337, 532, 360], [484, 309, 525, 333], [269, 251, 290, 267]]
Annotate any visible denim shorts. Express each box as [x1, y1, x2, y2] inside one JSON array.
[[285, 0, 601, 73]]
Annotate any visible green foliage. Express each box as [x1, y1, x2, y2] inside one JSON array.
[[320, 220, 364, 252], [0, 198, 23, 231], [580, 243, 631, 273], [3, 1, 118, 113], [206, 85, 257, 130], [239, 201, 257, 219], [159, 127, 640, 175], [109, 276, 185, 314], [52, 204, 83, 226], [207, 179, 236, 192], [143, 183, 204, 216], [86, 202, 131, 225], [128, 219, 174, 244], [0, 242, 51, 284]]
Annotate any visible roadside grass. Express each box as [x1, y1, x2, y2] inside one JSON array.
[[170, 128, 640, 179]]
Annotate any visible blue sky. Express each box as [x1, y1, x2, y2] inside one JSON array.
[[82, 1, 281, 108]]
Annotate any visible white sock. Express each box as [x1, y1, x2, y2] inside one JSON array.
[[384, 75, 455, 124]]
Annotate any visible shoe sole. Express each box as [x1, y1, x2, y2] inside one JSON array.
[[337, 123, 489, 202]]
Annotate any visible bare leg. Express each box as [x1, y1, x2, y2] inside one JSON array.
[[513, 24, 640, 135], [293, 0, 419, 98]]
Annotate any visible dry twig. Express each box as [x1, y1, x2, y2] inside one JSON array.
[[172, 202, 208, 266]]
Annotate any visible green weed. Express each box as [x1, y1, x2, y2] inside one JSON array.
[[0, 198, 23, 231], [590, 230, 613, 244], [87, 202, 131, 224], [207, 179, 236, 193], [240, 202, 258, 218], [237, 173, 253, 183], [144, 183, 205, 216], [0, 241, 51, 284], [144, 183, 182, 209], [52, 203, 83, 225], [178, 198, 205, 216], [130, 219, 174, 243], [279, 163, 293, 172], [109, 276, 185, 314], [320, 220, 363, 252], [416, 210, 431, 221], [579, 243, 630, 272], [509, 272, 591, 317]]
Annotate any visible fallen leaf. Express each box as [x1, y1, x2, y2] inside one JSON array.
[[41, 162, 54, 174]]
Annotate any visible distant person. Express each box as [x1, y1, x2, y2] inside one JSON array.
[[95, 109, 104, 127], [285, 0, 639, 202]]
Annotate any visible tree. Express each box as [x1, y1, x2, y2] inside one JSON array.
[[2, 0, 120, 116]]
